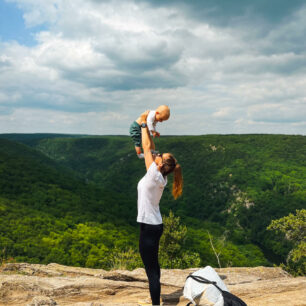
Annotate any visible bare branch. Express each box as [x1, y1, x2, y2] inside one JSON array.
[[207, 231, 221, 268]]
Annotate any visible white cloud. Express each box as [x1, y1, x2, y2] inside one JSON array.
[[7, 0, 60, 27], [0, 0, 305, 134], [248, 103, 306, 123], [0, 108, 129, 134], [212, 107, 235, 119]]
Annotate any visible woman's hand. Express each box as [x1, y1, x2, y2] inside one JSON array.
[[152, 131, 160, 138], [140, 110, 150, 123]]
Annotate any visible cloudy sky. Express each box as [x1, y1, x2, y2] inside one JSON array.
[[0, 0, 305, 135]]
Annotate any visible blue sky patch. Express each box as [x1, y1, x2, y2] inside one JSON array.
[[0, 1, 45, 46]]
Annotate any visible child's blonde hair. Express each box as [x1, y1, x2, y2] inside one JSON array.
[[156, 105, 170, 120]]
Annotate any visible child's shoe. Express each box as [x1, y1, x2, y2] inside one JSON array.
[[137, 153, 144, 159]]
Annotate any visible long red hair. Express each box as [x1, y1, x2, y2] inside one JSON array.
[[161, 154, 183, 199]]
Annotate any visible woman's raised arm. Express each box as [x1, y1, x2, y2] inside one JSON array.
[[140, 112, 154, 171]]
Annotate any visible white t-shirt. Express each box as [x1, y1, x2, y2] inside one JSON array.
[[137, 162, 167, 225], [147, 110, 157, 133]]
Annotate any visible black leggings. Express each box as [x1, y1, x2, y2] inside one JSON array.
[[139, 222, 163, 305]]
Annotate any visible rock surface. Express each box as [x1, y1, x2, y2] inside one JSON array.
[[0, 263, 305, 305]]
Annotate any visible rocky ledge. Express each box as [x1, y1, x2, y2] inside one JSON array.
[[0, 263, 305, 305]]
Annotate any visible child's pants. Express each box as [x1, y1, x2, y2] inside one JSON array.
[[129, 121, 141, 147]]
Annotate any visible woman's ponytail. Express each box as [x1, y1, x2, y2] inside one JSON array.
[[161, 154, 183, 200], [172, 163, 183, 200]]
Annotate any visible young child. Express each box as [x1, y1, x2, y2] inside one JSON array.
[[129, 105, 170, 158]]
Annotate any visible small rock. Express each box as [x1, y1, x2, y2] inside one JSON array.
[[103, 271, 140, 282], [102, 288, 116, 295], [27, 295, 57, 306]]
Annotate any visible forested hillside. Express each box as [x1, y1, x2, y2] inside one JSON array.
[[0, 138, 138, 268], [0, 134, 305, 270]]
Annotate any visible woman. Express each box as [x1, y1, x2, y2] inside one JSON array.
[[137, 114, 183, 305]]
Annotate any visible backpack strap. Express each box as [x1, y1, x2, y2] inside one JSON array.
[[186, 274, 223, 293]]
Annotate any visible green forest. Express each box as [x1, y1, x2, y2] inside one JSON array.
[[0, 134, 305, 274]]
